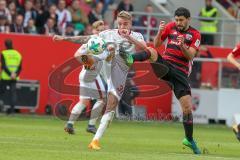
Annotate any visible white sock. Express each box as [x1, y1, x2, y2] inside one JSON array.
[[93, 111, 115, 141], [88, 100, 105, 126], [68, 102, 86, 124]]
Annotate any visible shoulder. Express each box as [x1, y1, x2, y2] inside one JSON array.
[[189, 26, 201, 37], [99, 29, 115, 36], [131, 31, 144, 40], [166, 21, 176, 29], [12, 50, 21, 56]]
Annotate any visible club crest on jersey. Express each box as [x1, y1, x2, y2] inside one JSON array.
[[186, 34, 192, 40], [195, 39, 200, 48]]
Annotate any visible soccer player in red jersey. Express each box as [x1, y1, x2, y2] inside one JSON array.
[[154, 7, 201, 154], [227, 43, 240, 141]]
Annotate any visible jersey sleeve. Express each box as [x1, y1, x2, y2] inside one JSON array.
[[231, 44, 240, 57], [134, 32, 144, 41], [190, 31, 201, 51], [98, 29, 111, 39]]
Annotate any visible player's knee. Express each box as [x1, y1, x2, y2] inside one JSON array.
[[105, 93, 118, 112], [71, 103, 86, 114], [182, 105, 192, 114], [95, 99, 105, 107], [105, 105, 116, 113], [105, 102, 117, 113], [181, 101, 192, 114], [179, 95, 192, 114]]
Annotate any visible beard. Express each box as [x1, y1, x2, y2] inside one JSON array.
[[177, 23, 189, 32], [177, 26, 186, 32]]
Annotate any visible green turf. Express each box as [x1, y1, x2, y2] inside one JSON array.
[[0, 114, 239, 160]]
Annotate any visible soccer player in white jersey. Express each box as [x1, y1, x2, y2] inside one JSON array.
[[53, 13, 157, 149], [54, 21, 112, 134], [88, 11, 157, 150]]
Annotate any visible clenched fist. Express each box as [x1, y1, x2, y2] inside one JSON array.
[[158, 21, 166, 34]]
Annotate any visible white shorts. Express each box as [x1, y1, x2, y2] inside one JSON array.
[[107, 78, 121, 100], [79, 75, 106, 100], [107, 69, 128, 101]]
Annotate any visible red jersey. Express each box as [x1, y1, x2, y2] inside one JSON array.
[[231, 43, 240, 57], [160, 22, 201, 75]]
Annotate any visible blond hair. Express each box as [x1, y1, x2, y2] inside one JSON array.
[[92, 20, 104, 29], [117, 11, 132, 21]]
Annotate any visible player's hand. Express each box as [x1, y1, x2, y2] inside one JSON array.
[[158, 21, 165, 34], [106, 52, 115, 62], [177, 35, 185, 47], [120, 29, 131, 40], [106, 45, 115, 62], [120, 29, 130, 36], [52, 35, 65, 41], [121, 31, 129, 38], [107, 44, 115, 52], [147, 47, 158, 62]]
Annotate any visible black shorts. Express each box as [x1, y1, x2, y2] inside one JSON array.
[[154, 56, 191, 99]]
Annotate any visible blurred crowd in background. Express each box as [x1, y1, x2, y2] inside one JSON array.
[[0, 0, 164, 40], [0, 0, 144, 36]]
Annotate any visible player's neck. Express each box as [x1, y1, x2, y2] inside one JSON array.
[[184, 25, 190, 31]]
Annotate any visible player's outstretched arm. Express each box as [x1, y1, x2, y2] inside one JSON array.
[[52, 35, 91, 44]]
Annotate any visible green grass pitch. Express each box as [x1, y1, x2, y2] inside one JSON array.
[[0, 114, 239, 160]]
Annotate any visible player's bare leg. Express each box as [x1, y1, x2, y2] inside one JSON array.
[[179, 95, 201, 154], [88, 92, 118, 150]]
